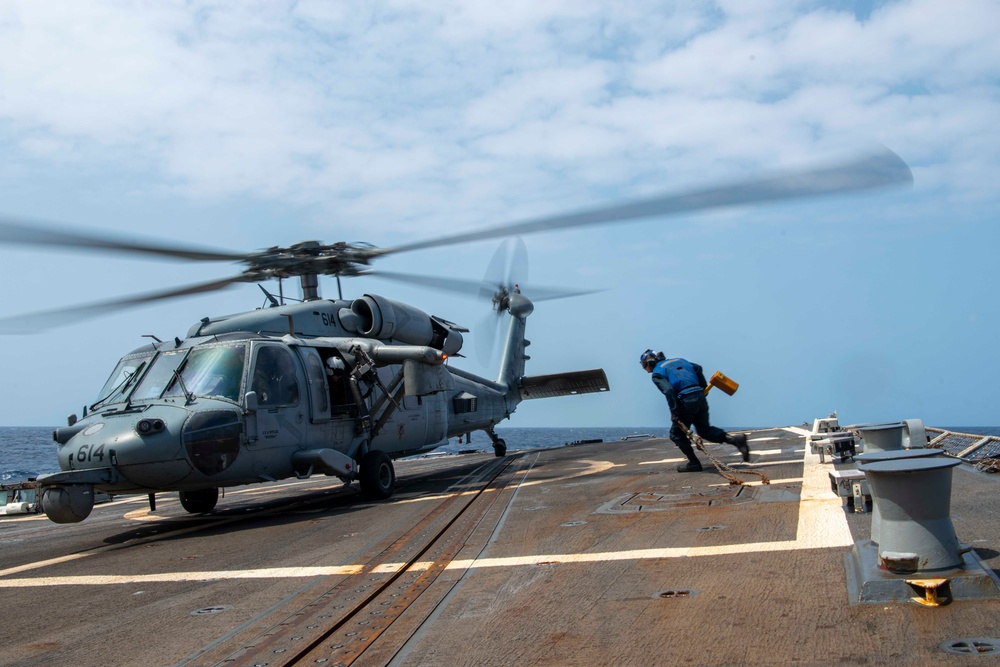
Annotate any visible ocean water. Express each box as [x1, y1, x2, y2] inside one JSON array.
[[1, 427, 57, 483], [5, 425, 998, 484]]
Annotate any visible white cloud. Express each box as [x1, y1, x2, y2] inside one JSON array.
[[2, 0, 997, 220], [1, 0, 999, 426]]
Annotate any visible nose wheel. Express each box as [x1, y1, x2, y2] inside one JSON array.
[[179, 488, 219, 514]]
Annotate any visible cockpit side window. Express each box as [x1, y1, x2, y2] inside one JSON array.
[[251, 346, 300, 407]]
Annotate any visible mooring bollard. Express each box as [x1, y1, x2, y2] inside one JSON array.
[[855, 448, 943, 544], [854, 422, 906, 453], [858, 456, 964, 572]]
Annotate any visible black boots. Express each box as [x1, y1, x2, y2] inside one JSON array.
[[727, 433, 750, 462], [675, 434, 748, 472]]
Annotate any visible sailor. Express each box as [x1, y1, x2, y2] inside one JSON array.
[[326, 356, 350, 406], [640, 349, 750, 472]]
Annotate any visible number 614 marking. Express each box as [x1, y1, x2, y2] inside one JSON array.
[[75, 444, 106, 463]]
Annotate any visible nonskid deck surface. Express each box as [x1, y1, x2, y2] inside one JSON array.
[[3, 429, 1000, 666]]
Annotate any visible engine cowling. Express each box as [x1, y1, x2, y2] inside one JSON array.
[[339, 295, 464, 355], [437, 326, 463, 356]]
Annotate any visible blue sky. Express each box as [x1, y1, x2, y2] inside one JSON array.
[[0, 0, 997, 428]]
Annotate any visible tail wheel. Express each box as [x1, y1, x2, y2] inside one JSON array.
[[359, 450, 396, 499], [493, 438, 507, 457], [179, 488, 219, 514]]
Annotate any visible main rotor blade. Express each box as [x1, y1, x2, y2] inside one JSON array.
[[361, 270, 495, 298], [0, 217, 248, 262], [526, 285, 605, 302], [362, 270, 599, 301], [0, 274, 249, 334], [377, 148, 912, 256], [507, 237, 528, 288]]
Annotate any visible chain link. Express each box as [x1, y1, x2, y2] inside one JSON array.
[[675, 421, 770, 485]]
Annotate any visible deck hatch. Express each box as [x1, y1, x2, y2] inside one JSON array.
[[940, 638, 1000, 655], [191, 605, 232, 616], [655, 589, 698, 599]]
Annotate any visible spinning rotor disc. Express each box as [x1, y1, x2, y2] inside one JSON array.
[[0, 148, 912, 333]]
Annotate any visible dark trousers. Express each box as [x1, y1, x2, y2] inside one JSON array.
[[669, 392, 728, 464]]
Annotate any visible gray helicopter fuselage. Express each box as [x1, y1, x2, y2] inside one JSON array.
[[38, 294, 526, 522]]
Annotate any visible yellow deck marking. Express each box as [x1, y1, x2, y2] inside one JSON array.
[[0, 553, 92, 577], [123, 509, 170, 521], [392, 489, 481, 506], [514, 460, 622, 488]]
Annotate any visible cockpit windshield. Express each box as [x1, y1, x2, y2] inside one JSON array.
[[92, 352, 155, 408], [165, 345, 247, 401], [132, 345, 247, 403], [131, 350, 186, 401]]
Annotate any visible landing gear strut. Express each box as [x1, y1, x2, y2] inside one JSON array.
[[486, 427, 507, 457]]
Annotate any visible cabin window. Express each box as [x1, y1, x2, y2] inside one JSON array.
[[251, 346, 301, 407], [323, 353, 353, 412], [297, 347, 331, 421]]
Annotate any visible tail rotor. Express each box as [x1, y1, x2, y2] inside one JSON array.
[[476, 238, 527, 363]]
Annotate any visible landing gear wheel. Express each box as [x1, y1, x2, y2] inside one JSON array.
[[359, 450, 395, 499], [485, 427, 507, 457], [179, 488, 219, 514]]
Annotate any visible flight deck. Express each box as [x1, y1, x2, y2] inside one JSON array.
[[3, 428, 1000, 666]]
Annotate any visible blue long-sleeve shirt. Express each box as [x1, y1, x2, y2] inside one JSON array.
[[651, 359, 707, 413]]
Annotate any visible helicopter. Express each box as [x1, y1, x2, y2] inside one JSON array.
[[0, 148, 912, 523]]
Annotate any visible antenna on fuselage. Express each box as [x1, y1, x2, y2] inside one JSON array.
[[257, 285, 280, 308]]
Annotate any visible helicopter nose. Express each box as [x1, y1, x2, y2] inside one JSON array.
[[59, 408, 192, 488]]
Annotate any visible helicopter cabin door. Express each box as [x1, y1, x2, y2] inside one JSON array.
[[294, 346, 362, 453], [247, 343, 306, 464]]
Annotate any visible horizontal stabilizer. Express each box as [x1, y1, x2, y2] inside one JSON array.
[[519, 368, 610, 400]]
